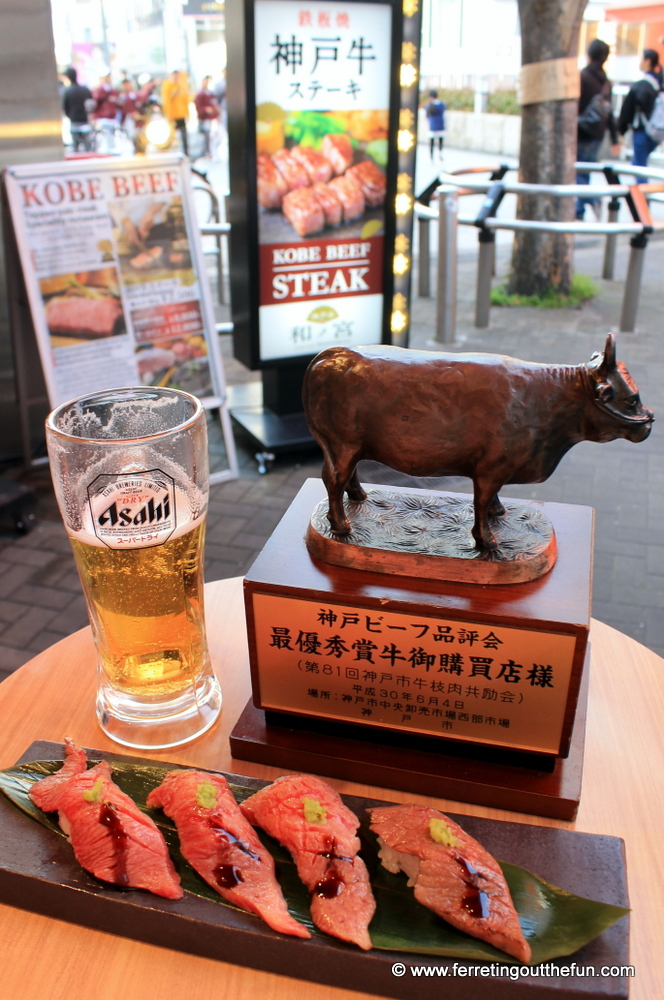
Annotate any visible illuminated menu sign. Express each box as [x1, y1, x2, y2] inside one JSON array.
[[227, 0, 422, 368], [255, 0, 391, 361]]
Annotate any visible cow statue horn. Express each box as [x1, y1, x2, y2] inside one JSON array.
[[588, 332, 617, 382], [602, 332, 616, 372]]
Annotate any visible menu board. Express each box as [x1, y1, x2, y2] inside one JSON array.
[[4, 156, 227, 409], [254, 0, 392, 361]]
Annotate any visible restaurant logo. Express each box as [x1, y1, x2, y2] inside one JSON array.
[[87, 470, 177, 549]]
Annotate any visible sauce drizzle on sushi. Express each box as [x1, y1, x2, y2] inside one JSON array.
[[454, 855, 491, 919], [315, 871, 344, 898], [209, 817, 261, 862], [216, 864, 244, 889], [99, 802, 130, 886]]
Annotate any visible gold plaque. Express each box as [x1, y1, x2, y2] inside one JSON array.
[[251, 592, 576, 755]]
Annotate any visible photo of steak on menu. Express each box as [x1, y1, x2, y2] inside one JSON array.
[[39, 268, 126, 347], [257, 108, 387, 244]]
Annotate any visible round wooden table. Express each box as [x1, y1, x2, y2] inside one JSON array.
[[0, 577, 661, 1000]]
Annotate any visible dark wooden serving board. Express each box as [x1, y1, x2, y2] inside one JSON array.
[[0, 741, 629, 1000]]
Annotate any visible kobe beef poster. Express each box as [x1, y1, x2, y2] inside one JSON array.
[[4, 156, 227, 409], [250, 0, 393, 363]]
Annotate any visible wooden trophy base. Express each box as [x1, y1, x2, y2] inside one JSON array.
[[230, 646, 588, 820], [236, 479, 593, 819]]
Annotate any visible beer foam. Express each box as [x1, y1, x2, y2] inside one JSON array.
[[56, 393, 195, 442]]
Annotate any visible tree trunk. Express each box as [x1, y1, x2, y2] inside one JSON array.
[[508, 0, 587, 296]]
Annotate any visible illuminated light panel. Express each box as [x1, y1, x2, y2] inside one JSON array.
[[402, 41, 417, 63], [394, 233, 410, 253], [145, 115, 172, 147], [393, 292, 407, 311], [397, 129, 415, 152], [393, 253, 410, 275], [391, 310, 408, 333], [399, 108, 415, 129], [403, 0, 419, 16], [396, 173, 412, 193], [400, 63, 418, 87], [395, 192, 413, 215]]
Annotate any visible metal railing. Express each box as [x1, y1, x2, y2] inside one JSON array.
[[199, 221, 233, 330], [192, 169, 230, 306], [415, 162, 664, 342]]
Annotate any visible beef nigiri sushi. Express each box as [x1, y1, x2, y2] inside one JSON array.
[[147, 770, 309, 939], [369, 805, 531, 963], [29, 739, 182, 899], [241, 774, 376, 950]]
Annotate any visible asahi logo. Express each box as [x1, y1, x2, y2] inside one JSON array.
[[87, 470, 177, 549]]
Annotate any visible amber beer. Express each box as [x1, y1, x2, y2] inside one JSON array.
[[46, 387, 221, 750], [70, 520, 208, 698]]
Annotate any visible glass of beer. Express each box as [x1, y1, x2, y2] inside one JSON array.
[[45, 386, 222, 749]]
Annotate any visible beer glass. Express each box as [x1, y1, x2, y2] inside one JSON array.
[[45, 387, 222, 749]]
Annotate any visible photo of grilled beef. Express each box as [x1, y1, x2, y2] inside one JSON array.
[[290, 145, 334, 185], [322, 133, 354, 175], [282, 187, 326, 237], [311, 182, 343, 227], [45, 296, 124, 338], [271, 149, 310, 192], [40, 267, 126, 343], [346, 160, 387, 208], [257, 153, 290, 209], [257, 130, 385, 240], [327, 175, 366, 222]]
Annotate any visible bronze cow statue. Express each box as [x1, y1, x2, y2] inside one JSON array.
[[302, 335, 653, 550]]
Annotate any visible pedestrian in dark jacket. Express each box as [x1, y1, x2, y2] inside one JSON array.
[[62, 67, 93, 152], [425, 90, 446, 160], [576, 39, 620, 220], [618, 49, 664, 172]]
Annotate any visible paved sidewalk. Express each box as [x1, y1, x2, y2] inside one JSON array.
[[0, 199, 662, 677]]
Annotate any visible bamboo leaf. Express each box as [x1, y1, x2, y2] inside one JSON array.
[[0, 760, 628, 963]]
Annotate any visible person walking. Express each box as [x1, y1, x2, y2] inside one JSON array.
[[91, 71, 120, 152], [162, 70, 191, 157], [119, 78, 140, 146], [618, 49, 664, 173], [425, 89, 446, 160], [62, 67, 93, 152], [194, 76, 220, 158], [576, 39, 620, 221]]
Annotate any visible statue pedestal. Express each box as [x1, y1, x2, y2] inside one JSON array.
[[307, 487, 557, 585], [232, 478, 593, 819]]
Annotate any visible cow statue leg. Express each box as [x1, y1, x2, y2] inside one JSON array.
[[488, 494, 505, 517], [321, 444, 361, 535], [345, 468, 367, 503], [471, 478, 504, 550]]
